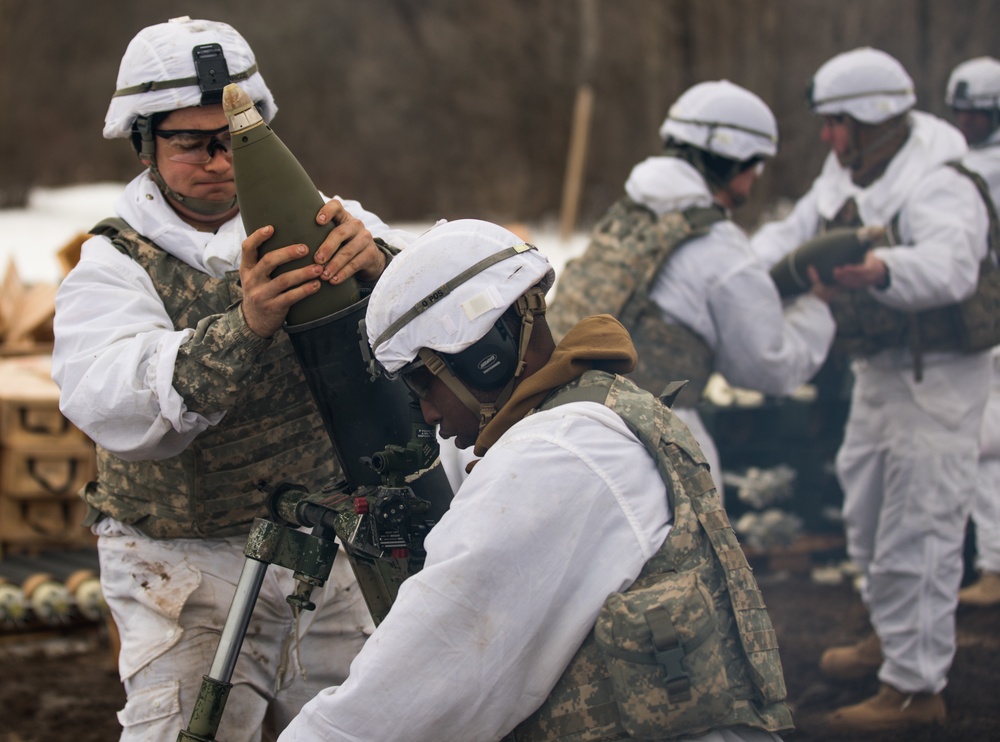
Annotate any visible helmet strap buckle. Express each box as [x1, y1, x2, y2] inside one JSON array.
[[134, 115, 156, 161]]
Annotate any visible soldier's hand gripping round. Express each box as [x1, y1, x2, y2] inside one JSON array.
[[240, 201, 386, 338], [240, 223, 326, 338]]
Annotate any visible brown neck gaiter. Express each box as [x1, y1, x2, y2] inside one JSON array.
[[473, 314, 638, 456]]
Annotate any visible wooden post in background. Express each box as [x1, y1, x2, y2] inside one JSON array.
[[559, 84, 595, 242], [559, 0, 600, 242]]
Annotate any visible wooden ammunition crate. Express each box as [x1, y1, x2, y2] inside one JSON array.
[[1, 444, 96, 499], [0, 495, 92, 553], [0, 355, 97, 556], [0, 261, 56, 356], [0, 399, 88, 448], [0, 356, 88, 447]]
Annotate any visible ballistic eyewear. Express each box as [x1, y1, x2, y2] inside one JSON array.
[[154, 125, 232, 164]]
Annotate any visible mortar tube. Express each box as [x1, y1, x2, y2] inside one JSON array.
[[285, 297, 453, 520]]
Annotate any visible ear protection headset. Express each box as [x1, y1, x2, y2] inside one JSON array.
[[439, 316, 519, 391]]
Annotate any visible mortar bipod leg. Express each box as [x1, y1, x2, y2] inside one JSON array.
[[178, 556, 269, 742]]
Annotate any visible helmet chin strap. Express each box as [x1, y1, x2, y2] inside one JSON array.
[[147, 161, 238, 216], [419, 349, 512, 435]]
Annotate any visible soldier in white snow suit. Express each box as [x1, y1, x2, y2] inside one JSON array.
[[946, 56, 1000, 608], [51, 17, 411, 741], [751, 47, 991, 733], [548, 80, 836, 497]]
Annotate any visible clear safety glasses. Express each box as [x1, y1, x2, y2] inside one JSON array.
[[154, 125, 233, 164], [399, 360, 434, 401]]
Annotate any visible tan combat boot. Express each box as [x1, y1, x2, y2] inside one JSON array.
[[958, 571, 1000, 607], [819, 631, 882, 680], [826, 682, 946, 733]]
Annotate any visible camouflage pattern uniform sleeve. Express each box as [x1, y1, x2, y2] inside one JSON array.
[[174, 304, 274, 416]]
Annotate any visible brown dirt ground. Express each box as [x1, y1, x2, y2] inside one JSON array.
[[0, 570, 998, 742], [759, 572, 1000, 742]]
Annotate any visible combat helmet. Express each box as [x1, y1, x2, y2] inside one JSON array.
[[104, 16, 277, 215], [659, 80, 778, 195], [946, 57, 1000, 145], [808, 47, 915, 124], [366, 220, 554, 434]]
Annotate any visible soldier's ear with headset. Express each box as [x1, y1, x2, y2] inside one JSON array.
[[440, 316, 520, 391]]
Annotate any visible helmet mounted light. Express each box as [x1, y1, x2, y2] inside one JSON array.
[[192, 43, 232, 105]]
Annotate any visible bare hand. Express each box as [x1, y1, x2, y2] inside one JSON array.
[[313, 200, 387, 284], [831, 251, 889, 290], [807, 265, 839, 303], [239, 225, 324, 338]]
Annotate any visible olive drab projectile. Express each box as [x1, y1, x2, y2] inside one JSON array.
[[223, 83, 360, 325], [800, 162, 1000, 368], [769, 225, 884, 299]]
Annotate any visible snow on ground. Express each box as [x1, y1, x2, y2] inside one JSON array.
[[0, 183, 590, 287], [0, 183, 126, 285]]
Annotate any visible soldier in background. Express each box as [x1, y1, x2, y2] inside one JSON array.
[[547, 81, 836, 497], [946, 56, 1000, 607], [280, 217, 793, 741], [51, 17, 411, 741], [751, 47, 991, 732]]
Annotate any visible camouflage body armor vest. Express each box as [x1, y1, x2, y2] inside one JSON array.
[[509, 371, 793, 741], [547, 197, 726, 408], [82, 219, 337, 538], [827, 161, 1000, 374]]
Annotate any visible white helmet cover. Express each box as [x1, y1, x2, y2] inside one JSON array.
[[367, 220, 555, 376], [104, 16, 277, 139], [809, 47, 916, 124], [659, 80, 779, 161], [946, 56, 1000, 110]]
